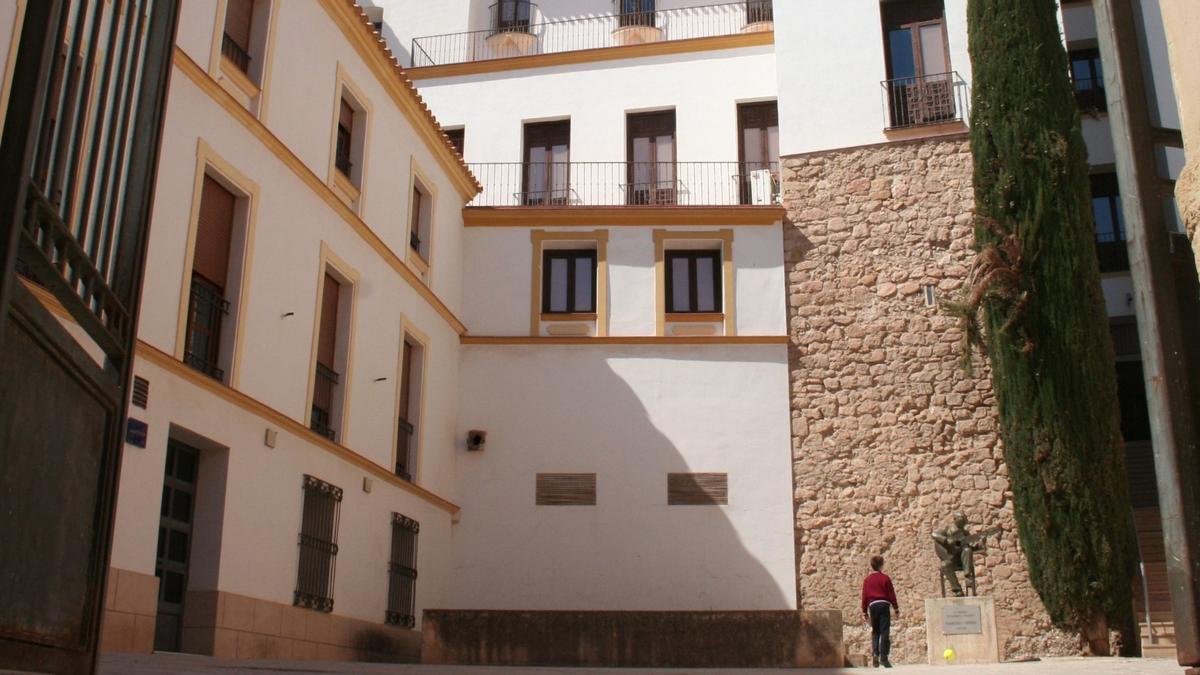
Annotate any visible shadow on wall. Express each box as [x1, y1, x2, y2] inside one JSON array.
[[451, 344, 796, 612]]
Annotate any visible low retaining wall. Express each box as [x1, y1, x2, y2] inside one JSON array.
[[421, 609, 843, 667]]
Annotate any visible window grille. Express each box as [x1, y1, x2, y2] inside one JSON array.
[[386, 514, 419, 627], [295, 475, 342, 612], [667, 472, 728, 505]]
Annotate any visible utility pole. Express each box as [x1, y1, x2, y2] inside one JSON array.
[[1093, 0, 1200, 669]]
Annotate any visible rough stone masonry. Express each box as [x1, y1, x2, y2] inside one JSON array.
[[781, 135, 1079, 664]]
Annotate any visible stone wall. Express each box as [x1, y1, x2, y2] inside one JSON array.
[[781, 135, 1078, 664]]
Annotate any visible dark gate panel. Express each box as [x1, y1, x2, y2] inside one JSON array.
[[0, 0, 179, 671]]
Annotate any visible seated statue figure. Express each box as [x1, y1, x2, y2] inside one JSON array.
[[932, 512, 1000, 597]]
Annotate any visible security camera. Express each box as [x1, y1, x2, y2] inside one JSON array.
[[467, 430, 487, 451]]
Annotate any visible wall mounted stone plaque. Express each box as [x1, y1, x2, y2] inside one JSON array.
[[942, 604, 982, 635]]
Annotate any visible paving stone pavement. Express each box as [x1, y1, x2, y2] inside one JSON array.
[[92, 653, 1185, 675]]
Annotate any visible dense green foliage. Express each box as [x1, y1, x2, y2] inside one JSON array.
[[963, 0, 1137, 644]]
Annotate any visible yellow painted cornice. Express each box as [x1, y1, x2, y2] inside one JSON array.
[[463, 205, 785, 227], [408, 31, 775, 80]]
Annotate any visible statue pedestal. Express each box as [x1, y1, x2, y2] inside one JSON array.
[[924, 596, 999, 665]]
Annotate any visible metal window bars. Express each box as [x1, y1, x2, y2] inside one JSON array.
[[295, 475, 342, 613], [395, 417, 414, 481], [411, 1, 773, 68], [880, 71, 969, 130], [310, 362, 339, 441], [467, 161, 779, 207], [183, 275, 228, 381], [220, 33, 250, 74], [334, 126, 352, 177], [386, 514, 419, 628]]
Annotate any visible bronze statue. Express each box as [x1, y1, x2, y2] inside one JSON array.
[[932, 512, 1001, 596]]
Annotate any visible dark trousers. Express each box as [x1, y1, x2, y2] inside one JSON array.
[[869, 602, 892, 662]]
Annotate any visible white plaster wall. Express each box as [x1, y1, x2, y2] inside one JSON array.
[[1062, 3, 1098, 43], [0, 0, 23, 131], [461, 225, 786, 337], [452, 344, 797, 610], [773, 0, 972, 156], [1082, 116, 1116, 166], [414, 47, 777, 167], [1102, 275, 1136, 317], [366, 0, 473, 66], [109, 359, 455, 627]]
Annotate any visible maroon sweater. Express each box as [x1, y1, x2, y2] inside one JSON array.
[[861, 571, 899, 613]]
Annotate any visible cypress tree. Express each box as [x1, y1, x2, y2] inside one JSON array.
[[955, 0, 1139, 653]]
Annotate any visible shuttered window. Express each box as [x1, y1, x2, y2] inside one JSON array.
[[535, 473, 596, 506], [336, 99, 354, 177], [396, 339, 417, 481], [295, 475, 342, 612], [193, 176, 235, 287], [311, 274, 341, 441], [386, 514, 419, 627], [667, 473, 728, 505], [223, 0, 254, 51]]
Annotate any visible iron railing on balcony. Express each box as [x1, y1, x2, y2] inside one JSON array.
[[411, 1, 773, 68], [1073, 77, 1108, 112], [220, 33, 250, 74], [334, 126, 352, 177], [183, 276, 228, 382], [881, 71, 969, 130], [467, 161, 779, 207], [310, 363, 339, 441]]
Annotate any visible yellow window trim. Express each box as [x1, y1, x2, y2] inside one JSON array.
[[303, 242, 361, 446], [406, 31, 775, 81], [327, 62, 374, 215], [172, 139, 261, 391], [316, 0, 480, 201], [173, 49, 468, 336], [406, 156, 438, 283], [206, 0, 280, 121], [654, 229, 736, 337], [393, 315, 431, 485], [20, 276, 460, 516], [530, 230, 610, 337]]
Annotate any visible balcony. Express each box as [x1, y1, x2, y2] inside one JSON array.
[[183, 276, 228, 382], [467, 161, 780, 208], [310, 363, 339, 441], [220, 33, 251, 74], [411, 1, 773, 69], [1096, 231, 1130, 273], [881, 71, 969, 131]]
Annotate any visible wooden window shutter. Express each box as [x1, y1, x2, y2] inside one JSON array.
[[398, 340, 414, 419], [317, 274, 340, 368], [535, 473, 596, 505], [193, 175, 236, 288], [224, 0, 255, 51], [339, 99, 355, 134], [667, 473, 728, 505]]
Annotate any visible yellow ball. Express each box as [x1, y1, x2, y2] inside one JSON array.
[[943, 647, 957, 662]]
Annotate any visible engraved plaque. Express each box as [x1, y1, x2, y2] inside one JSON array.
[[942, 604, 983, 635]]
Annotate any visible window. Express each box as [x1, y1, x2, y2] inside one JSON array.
[[311, 272, 347, 441], [184, 175, 236, 381], [618, 0, 656, 28], [395, 336, 424, 481], [536, 473, 597, 506], [627, 110, 676, 205], [445, 128, 465, 157], [881, 0, 954, 128], [386, 514, 419, 627], [665, 249, 722, 314], [523, 120, 570, 206], [737, 102, 779, 205], [542, 250, 597, 314], [493, 0, 532, 33], [335, 99, 354, 177], [1070, 48, 1106, 112], [746, 0, 773, 24], [667, 473, 728, 505], [222, 0, 255, 74], [295, 475, 342, 613], [1091, 173, 1128, 273], [409, 172, 433, 266]]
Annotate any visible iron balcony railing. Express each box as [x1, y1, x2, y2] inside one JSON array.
[[411, 1, 774, 68], [1073, 77, 1108, 112], [1096, 229, 1130, 273], [183, 276, 229, 382], [881, 71, 969, 130], [221, 33, 251, 74], [467, 161, 780, 207], [310, 363, 339, 441], [334, 126, 353, 177]]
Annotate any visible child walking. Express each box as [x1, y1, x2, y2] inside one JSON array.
[[860, 555, 899, 668]]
